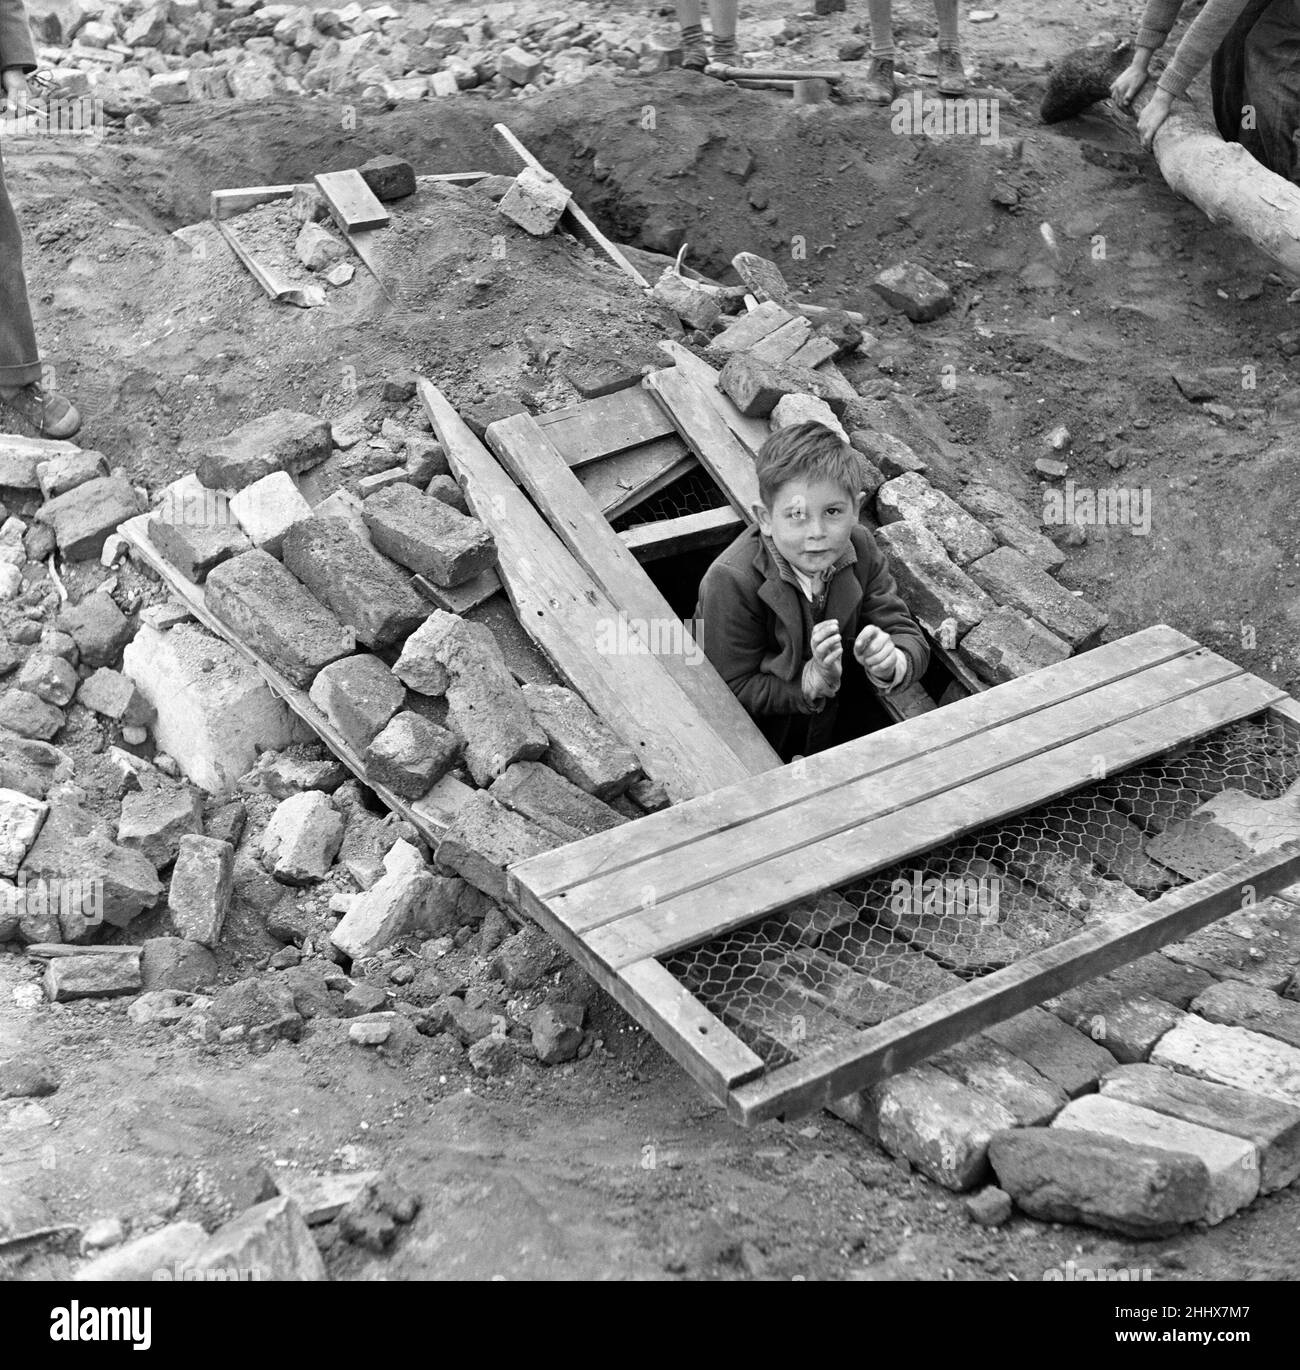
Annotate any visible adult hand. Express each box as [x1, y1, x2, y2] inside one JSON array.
[[2, 69, 30, 119], [1110, 61, 1149, 109], [1136, 89, 1174, 149]]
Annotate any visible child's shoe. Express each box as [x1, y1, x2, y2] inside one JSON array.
[[680, 23, 707, 70], [862, 55, 895, 104], [0, 383, 81, 439], [937, 47, 967, 96]]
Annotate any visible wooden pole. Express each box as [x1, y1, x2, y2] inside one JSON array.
[[1128, 86, 1300, 281]]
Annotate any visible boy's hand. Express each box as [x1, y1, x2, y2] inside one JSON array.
[[1135, 88, 1173, 149], [1109, 60, 1149, 109], [2, 70, 30, 118], [804, 619, 842, 700], [855, 623, 906, 687]]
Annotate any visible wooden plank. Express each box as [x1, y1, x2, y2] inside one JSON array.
[[534, 388, 675, 467], [712, 301, 796, 353], [620, 506, 745, 562], [512, 881, 763, 1102], [420, 380, 760, 803], [727, 842, 1300, 1125], [749, 317, 814, 365], [512, 625, 1201, 902], [216, 220, 325, 309], [484, 413, 781, 777], [656, 341, 772, 457], [117, 513, 474, 842], [314, 169, 390, 232], [210, 184, 298, 220], [414, 172, 491, 187], [577, 440, 697, 521], [493, 123, 650, 290], [644, 366, 762, 516], [568, 649, 1251, 931], [412, 568, 501, 615], [584, 670, 1284, 967]]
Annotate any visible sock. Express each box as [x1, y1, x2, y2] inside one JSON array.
[[936, 3, 960, 50], [870, 42, 895, 60], [680, 22, 703, 43], [712, 32, 737, 58]]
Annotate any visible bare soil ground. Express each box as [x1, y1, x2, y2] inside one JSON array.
[[3, 0, 1299, 1281]]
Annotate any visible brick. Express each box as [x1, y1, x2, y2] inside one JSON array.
[[1100, 1062, 1300, 1194], [205, 550, 354, 688], [150, 68, 195, 102], [498, 166, 569, 236], [1191, 980, 1300, 1049], [76, 668, 153, 727], [957, 606, 1072, 685], [281, 514, 426, 651], [930, 1033, 1068, 1126], [330, 839, 442, 961], [982, 1006, 1117, 1097], [651, 272, 722, 332], [117, 785, 204, 868], [308, 654, 405, 754], [1151, 1016, 1300, 1108], [168, 833, 234, 947], [1161, 898, 1300, 992], [967, 546, 1108, 650], [0, 789, 46, 879], [874, 520, 993, 639], [191, 1196, 325, 1281], [497, 43, 543, 84], [1052, 1093, 1258, 1225], [989, 1127, 1209, 1237], [16, 652, 77, 707], [291, 183, 328, 224], [148, 475, 249, 583], [425, 474, 469, 514], [1046, 979, 1185, 1064], [35, 475, 142, 561], [228, 470, 312, 556], [44, 950, 142, 1001], [876, 472, 996, 567], [123, 623, 300, 796], [851, 429, 926, 477], [719, 352, 847, 419], [872, 261, 954, 322], [435, 791, 556, 902], [355, 153, 415, 203], [520, 683, 639, 799], [36, 449, 106, 500], [956, 480, 1065, 572], [192, 410, 332, 493], [362, 483, 496, 587], [850, 1064, 1017, 1190], [489, 761, 628, 842], [259, 790, 345, 885], [363, 711, 459, 800], [0, 689, 62, 741], [141, 935, 218, 992], [769, 392, 848, 441]]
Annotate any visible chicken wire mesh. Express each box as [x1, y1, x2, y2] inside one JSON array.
[[661, 715, 1300, 1070], [610, 464, 729, 530]]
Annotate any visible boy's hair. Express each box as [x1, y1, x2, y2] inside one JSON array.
[[755, 422, 861, 509]]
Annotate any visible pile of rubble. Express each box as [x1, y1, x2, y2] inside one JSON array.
[[26, 0, 801, 123]]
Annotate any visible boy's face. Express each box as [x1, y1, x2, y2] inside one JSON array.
[[754, 476, 864, 577]]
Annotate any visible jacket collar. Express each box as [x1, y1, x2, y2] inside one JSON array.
[[753, 529, 863, 631]]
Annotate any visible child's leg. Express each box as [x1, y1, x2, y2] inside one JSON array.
[[934, 0, 960, 50], [867, 0, 894, 58], [676, 0, 708, 69], [708, 0, 738, 64]]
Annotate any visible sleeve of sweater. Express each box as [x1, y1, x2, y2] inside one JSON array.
[[1153, 0, 1256, 97], [855, 530, 929, 691], [0, 0, 38, 73], [697, 561, 821, 718], [1135, 0, 1189, 51]]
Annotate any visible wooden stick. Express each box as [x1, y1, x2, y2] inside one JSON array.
[[1128, 86, 1300, 280], [708, 65, 845, 82], [492, 123, 651, 291]]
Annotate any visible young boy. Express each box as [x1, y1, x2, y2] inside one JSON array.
[[1, 0, 81, 438], [864, 0, 967, 104], [675, 0, 738, 72], [695, 422, 929, 762]]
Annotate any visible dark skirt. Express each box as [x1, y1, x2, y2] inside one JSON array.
[[1211, 0, 1300, 182], [0, 143, 42, 387]]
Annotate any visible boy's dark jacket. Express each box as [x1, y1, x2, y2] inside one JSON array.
[[695, 522, 929, 756], [0, 0, 37, 73]]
